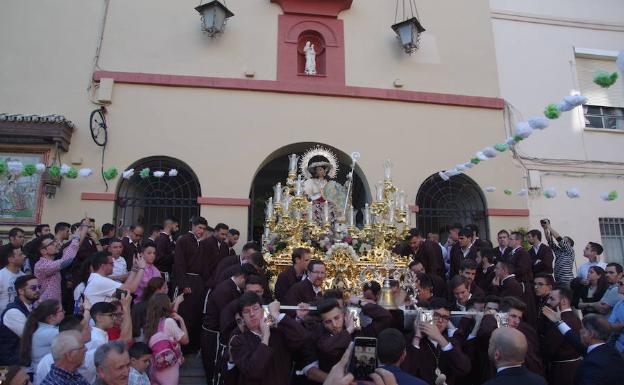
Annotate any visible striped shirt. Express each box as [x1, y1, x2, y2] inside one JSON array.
[[549, 237, 574, 285], [41, 364, 90, 385]]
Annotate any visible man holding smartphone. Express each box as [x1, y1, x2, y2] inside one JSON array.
[[541, 220, 576, 285]]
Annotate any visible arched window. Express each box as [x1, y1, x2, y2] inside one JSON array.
[[416, 173, 488, 240], [248, 142, 369, 242], [298, 30, 326, 75], [115, 157, 200, 233]]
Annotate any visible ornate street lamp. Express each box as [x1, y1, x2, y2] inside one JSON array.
[[195, 0, 234, 37], [391, 0, 425, 54]]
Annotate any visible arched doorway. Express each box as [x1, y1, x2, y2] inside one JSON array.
[[249, 143, 370, 242], [416, 173, 488, 240], [115, 156, 201, 233]]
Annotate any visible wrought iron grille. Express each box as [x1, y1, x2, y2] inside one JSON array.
[[416, 173, 488, 239], [115, 157, 200, 233], [599, 217, 624, 265]]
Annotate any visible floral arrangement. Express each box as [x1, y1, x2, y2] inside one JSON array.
[[325, 242, 359, 262]]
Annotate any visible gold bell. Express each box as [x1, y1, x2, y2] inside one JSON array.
[[378, 278, 397, 309]]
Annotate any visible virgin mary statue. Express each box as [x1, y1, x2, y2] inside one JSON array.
[[300, 146, 349, 224]]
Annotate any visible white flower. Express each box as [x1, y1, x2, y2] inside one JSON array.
[[528, 117, 549, 130], [563, 95, 587, 107], [153, 171, 165, 178], [78, 168, 93, 178], [60, 164, 71, 175], [515, 122, 533, 139], [456, 164, 466, 171], [544, 187, 557, 199], [482, 147, 497, 158], [566, 188, 581, 198], [439, 171, 450, 181], [7, 161, 23, 175], [517, 189, 528, 196], [485, 186, 496, 193], [326, 242, 359, 261], [35, 163, 47, 173], [122, 169, 134, 179], [476, 152, 488, 161], [556, 101, 574, 112], [463, 162, 475, 169], [600, 192, 611, 201], [505, 136, 517, 146], [168, 169, 178, 177]]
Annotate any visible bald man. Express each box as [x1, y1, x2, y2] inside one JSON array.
[[484, 328, 546, 385]]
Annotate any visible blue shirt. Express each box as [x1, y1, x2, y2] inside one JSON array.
[[609, 299, 624, 352], [41, 364, 90, 385], [380, 364, 429, 385]]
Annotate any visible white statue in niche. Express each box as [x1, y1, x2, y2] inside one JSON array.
[[303, 41, 317, 75]]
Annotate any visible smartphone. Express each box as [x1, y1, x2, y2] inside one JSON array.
[[113, 288, 128, 299], [540, 219, 550, 225], [349, 337, 377, 380]]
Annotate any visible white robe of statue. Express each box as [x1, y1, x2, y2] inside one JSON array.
[[304, 41, 317, 75]]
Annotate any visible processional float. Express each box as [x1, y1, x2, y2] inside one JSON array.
[[261, 146, 508, 328]]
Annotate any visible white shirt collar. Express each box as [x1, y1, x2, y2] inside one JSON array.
[[497, 365, 522, 373], [587, 342, 605, 353]]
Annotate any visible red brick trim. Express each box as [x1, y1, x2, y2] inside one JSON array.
[[93, 71, 504, 110], [409, 204, 420, 213], [197, 197, 251, 206], [486, 208, 530, 217], [81, 192, 116, 201], [270, 0, 353, 17]]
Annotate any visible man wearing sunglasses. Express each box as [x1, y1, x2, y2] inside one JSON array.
[[0, 275, 40, 365]]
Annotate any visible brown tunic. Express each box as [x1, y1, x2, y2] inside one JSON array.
[[284, 278, 320, 306], [214, 255, 240, 284], [229, 317, 307, 385], [274, 266, 303, 303], [541, 310, 582, 385], [529, 243, 555, 276], [200, 235, 230, 289], [173, 232, 203, 288], [492, 275, 524, 298], [401, 334, 471, 385], [506, 247, 533, 284], [205, 278, 242, 330], [121, 236, 140, 272], [449, 243, 478, 279], [396, 240, 445, 279], [154, 232, 175, 273]]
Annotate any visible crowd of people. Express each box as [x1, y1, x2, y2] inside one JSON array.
[[1, 216, 624, 385]]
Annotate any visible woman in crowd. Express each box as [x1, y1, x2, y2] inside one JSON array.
[[133, 243, 161, 304], [144, 293, 189, 385], [575, 265, 609, 315], [19, 299, 65, 377], [132, 277, 167, 340]]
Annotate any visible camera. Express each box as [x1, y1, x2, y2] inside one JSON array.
[[540, 219, 550, 225]]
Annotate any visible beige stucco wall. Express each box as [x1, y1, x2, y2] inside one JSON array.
[[490, 0, 624, 265], [0, 0, 529, 244]]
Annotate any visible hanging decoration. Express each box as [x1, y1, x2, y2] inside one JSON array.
[[0, 163, 5, 176], [601, 191, 618, 201], [593, 70, 619, 88], [139, 168, 150, 179], [79, 168, 93, 178], [153, 171, 165, 178], [485, 186, 496, 193], [66, 168, 79, 179], [7, 161, 24, 175], [566, 188, 581, 198], [35, 163, 46, 173], [22, 164, 37, 176], [543, 187, 557, 198], [168, 169, 178, 177], [504, 189, 513, 196], [122, 169, 134, 179], [517, 189, 528, 196], [103, 167, 118, 180]]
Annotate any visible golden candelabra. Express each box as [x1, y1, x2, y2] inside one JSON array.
[[263, 156, 412, 298]]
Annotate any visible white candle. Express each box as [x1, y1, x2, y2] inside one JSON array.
[[347, 206, 354, 227], [323, 201, 330, 223], [273, 182, 282, 203], [363, 203, 371, 225], [307, 203, 314, 223], [288, 154, 299, 173], [295, 175, 302, 196], [383, 159, 393, 181], [283, 196, 290, 213], [375, 182, 384, 201], [265, 197, 273, 220]]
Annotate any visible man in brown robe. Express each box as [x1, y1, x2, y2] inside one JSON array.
[[174, 216, 208, 354], [540, 286, 581, 385], [528, 229, 555, 276], [401, 298, 471, 385], [202, 267, 245, 384], [396, 229, 445, 280], [229, 294, 307, 385], [285, 260, 326, 306], [153, 216, 178, 280], [491, 261, 524, 298], [315, 298, 392, 373], [121, 224, 143, 270], [200, 222, 230, 289], [449, 227, 478, 279], [274, 247, 312, 302], [213, 242, 259, 285], [507, 232, 533, 284], [493, 230, 511, 260]]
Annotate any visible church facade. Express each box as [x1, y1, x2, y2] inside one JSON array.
[[1, 0, 532, 249]]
